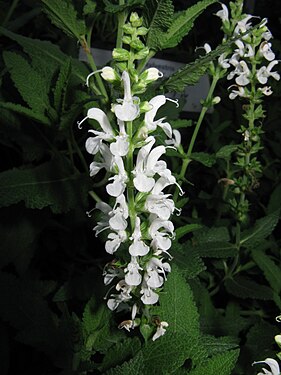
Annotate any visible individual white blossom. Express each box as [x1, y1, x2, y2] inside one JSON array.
[[107, 280, 132, 310], [259, 41, 275, 61], [140, 277, 159, 305], [124, 256, 143, 286], [105, 230, 127, 254], [129, 216, 150, 256], [256, 60, 280, 84], [215, 3, 229, 22], [252, 358, 280, 375], [106, 156, 128, 197], [152, 321, 169, 341]]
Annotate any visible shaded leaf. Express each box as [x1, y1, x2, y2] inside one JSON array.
[[216, 144, 238, 160], [195, 242, 238, 258], [105, 351, 144, 375], [175, 223, 203, 240], [173, 242, 206, 278], [104, 0, 144, 13], [42, 0, 86, 40], [225, 276, 273, 300], [0, 102, 51, 125], [191, 152, 216, 167], [53, 58, 72, 112], [252, 250, 281, 294]]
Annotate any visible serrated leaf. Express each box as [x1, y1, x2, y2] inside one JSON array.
[[3, 51, 50, 115], [82, 297, 112, 352], [188, 349, 239, 375], [195, 242, 238, 258], [104, 0, 144, 13], [53, 58, 72, 112], [252, 250, 281, 294], [144, 0, 174, 50], [83, 0, 97, 15], [194, 226, 230, 244], [0, 161, 90, 213], [170, 119, 193, 129], [216, 144, 238, 160], [199, 335, 239, 357], [0, 27, 87, 82], [161, 0, 218, 50], [0, 102, 51, 125], [100, 337, 141, 372], [105, 351, 144, 375], [240, 210, 280, 249], [268, 184, 281, 214], [191, 152, 216, 167], [42, 0, 86, 40], [175, 223, 203, 240], [173, 242, 206, 278], [225, 276, 273, 300]]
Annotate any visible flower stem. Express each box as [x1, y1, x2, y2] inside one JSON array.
[[116, 0, 126, 49], [174, 74, 219, 201], [126, 121, 136, 230]]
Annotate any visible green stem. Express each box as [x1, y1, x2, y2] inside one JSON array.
[[126, 121, 136, 231], [173, 74, 219, 201], [81, 36, 109, 103], [1, 0, 20, 27], [136, 50, 156, 73], [89, 190, 102, 203], [70, 128, 89, 173], [116, 0, 126, 49]]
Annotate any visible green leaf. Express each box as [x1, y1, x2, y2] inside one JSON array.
[[170, 119, 193, 129], [268, 184, 281, 214], [42, 0, 86, 40], [175, 223, 203, 240], [100, 337, 141, 372], [0, 161, 90, 213], [191, 152, 216, 167], [82, 297, 113, 352], [0, 27, 87, 82], [252, 250, 281, 294], [53, 58, 72, 112], [194, 226, 230, 244], [3, 51, 50, 115], [0, 102, 51, 125], [199, 335, 239, 357], [105, 352, 144, 375], [83, 0, 97, 15], [188, 349, 239, 375], [195, 242, 238, 258], [216, 144, 238, 160], [240, 210, 280, 249], [104, 0, 144, 13], [225, 276, 273, 300], [144, 0, 174, 50], [173, 242, 206, 278], [161, 0, 218, 50]]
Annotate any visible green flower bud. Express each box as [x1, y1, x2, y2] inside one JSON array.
[[112, 48, 130, 61], [100, 67, 120, 83], [130, 12, 142, 27], [123, 23, 135, 35], [134, 47, 150, 60], [275, 335, 281, 348], [122, 36, 131, 45], [130, 38, 145, 51], [137, 26, 148, 36]]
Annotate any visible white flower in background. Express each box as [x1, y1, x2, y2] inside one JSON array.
[[234, 15, 253, 35], [108, 194, 128, 231], [145, 193, 175, 221], [107, 280, 132, 310], [152, 321, 169, 341], [256, 60, 280, 84], [258, 86, 273, 96], [129, 216, 150, 256], [252, 358, 280, 375], [228, 84, 246, 100], [114, 71, 140, 121], [93, 201, 112, 235], [103, 267, 122, 285], [165, 129, 182, 149], [145, 257, 171, 288], [89, 143, 114, 177], [149, 218, 174, 252]]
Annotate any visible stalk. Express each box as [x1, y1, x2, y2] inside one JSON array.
[[116, 0, 126, 49]]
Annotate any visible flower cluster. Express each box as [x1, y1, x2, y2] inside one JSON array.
[[79, 13, 182, 340]]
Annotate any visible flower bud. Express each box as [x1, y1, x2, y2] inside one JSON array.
[[130, 12, 142, 27], [101, 67, 120, 83], [137, 27, 148, 36], [134, 47, 150, 60], [212, 96, 221, 105], [123, 23, 135, 35], [140, 68, 164, 83], [275, 335, 281, 348], [112, 48, 130, 61]]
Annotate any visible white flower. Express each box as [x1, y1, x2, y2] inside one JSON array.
[[228, 84, 246, 100], [107, 280, 132, 310], [114, 71, 140, 121], [103, 267, 122, 285], [149, 218, 174, 252], [140, 278, 159, 305], [146, 257, 171, 288], [78, 107, 114, 134], [258, 86, 273, 96], [218, 53, 230, 69], [144, 95, 177, 137], [133, 142, 167, 193], [145, 193, 174, 220], [106, 156, 128, 197], [215, 3, 229, 22], [140, 68, 164, 83], [124, 256, 143, 286], [93, 201, 111, 235], [235, 61, 251, 86], [105, 230, 127, 254], [165, 129, 181, 149], [203, 43, 212, 54], [234, 15, 253, 35], [256, 60, 280, 84], [89, 144, 114, 177], [101, 66, 118, 82], [129, 216, 150, 256], [108, 194, 128, 231], [259, 41, 275, 61], [252, 358, 280, 375], [152, 321, 169, 341], [110, 135, 129, 157]]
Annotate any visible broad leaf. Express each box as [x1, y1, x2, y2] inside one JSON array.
[[53, 58, 72, 112], [196, 241, 238, 258], [216, 144, 238, 160], [252, 250, 281, 294], [105, 352, 144, 375], [240, 210, 280, 249], [175, 223, 203, 240], [173, 242, 206, 278], [0, 161, 90, 213], [161, 0, 218, 50], [42, 0, 86, 40], [0, 102, 51, 125], [225, 276, 273, 300], [191, 152, 216, 167]]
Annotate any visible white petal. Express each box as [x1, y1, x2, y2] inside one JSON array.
[[133, 173, 155, 192], [129, 240, 150, 256], [87, 108, 113, 134]]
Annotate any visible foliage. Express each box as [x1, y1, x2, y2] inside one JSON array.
[[0, 0, 280, 374]]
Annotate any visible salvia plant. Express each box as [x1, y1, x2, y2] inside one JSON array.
[[0, 0, 281, 374]]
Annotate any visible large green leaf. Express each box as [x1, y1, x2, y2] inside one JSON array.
[[173, 242, 206, 278], [3, 51, 50, 115], [105, 352, 144, 375], [0, 102, 51, 125], [161, 0, 218, 50], [225, 276, 273, 300], [188, 349, 239, 375], [252, 250, 281, 294], [240, 210, 280, 249], [144, 0, 174, 50], [42, 0, 86, 40], [0, 161, 90, 213]]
